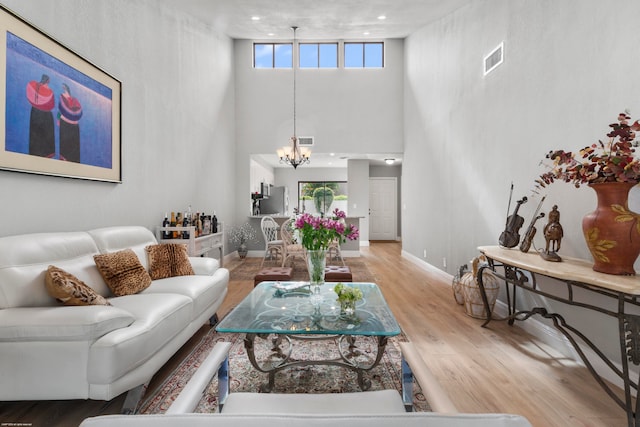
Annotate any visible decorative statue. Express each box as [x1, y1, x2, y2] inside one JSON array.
[[540, 205, 563, 262]]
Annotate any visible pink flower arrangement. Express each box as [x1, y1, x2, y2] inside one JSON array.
[[294, 208, 359, 251], [537, 111, 640, 189]]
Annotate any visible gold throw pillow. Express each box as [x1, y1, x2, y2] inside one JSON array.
[[145, 243, 195, 280], [94, 249, 152, 296]]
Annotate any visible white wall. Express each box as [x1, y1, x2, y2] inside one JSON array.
[[233, 38, 404, 232], [403, 0, 640, 371], [0, 1, 236, 237]]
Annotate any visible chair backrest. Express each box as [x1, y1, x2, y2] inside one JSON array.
[[260, 216, 279, 243], [280, 218, 296, 246]]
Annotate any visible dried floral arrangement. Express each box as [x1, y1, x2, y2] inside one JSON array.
[[537, 111, 640, 189]]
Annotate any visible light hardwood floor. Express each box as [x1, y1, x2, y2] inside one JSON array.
[[0, 242, 628, 426]]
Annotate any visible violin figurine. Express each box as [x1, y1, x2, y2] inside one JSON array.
[[519, 196, 546, 253], [498, 184, 527, 248]]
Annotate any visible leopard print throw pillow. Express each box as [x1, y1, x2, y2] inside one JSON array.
[[145, 243, 195, 280], [45, 265, 111, 306], [94, 249, 152, 296]]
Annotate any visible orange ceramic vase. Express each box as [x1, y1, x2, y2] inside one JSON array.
[[582, 182, 640, 275]]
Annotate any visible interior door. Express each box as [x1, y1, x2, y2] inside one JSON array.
[[369, 177, 397, 240]]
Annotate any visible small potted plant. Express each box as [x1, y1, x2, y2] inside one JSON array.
[[334, 282, 363, 320], [228, 222, 257, 259]]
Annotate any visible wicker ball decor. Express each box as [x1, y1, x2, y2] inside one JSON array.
[[461, 255, 499, 319]]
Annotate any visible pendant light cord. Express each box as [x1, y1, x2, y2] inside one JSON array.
[[292, 26, 297, 139]]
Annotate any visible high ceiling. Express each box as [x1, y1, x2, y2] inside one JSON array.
[[162, 0, 472, 41], [160, 0, 473, 167]]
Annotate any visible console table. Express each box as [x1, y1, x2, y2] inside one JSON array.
[[476, 245, 640, 427], [155, 225, 224, 266]]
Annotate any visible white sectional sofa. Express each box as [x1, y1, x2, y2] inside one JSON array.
[[0, 225, 229, 403]]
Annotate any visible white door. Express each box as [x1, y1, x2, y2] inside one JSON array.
[[369, 177, 397, 240]]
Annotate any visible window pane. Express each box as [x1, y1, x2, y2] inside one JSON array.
[[319, 43, 338, 68], [365, 43, 384, 67], [344, 43, 363, 68], [274, 43, 292, 68], [298, 181, 348, 216], [300, 44, 318, 68], [254, 44, 273, 68]]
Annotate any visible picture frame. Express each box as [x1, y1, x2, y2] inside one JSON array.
[[0, 5, 121, 183]]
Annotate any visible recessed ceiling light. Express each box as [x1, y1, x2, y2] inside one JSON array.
[[385, 158, 395, 165], [251, 16, 260, 21], [377, 15, 387, 20], [329, 153, 335, 156], [267, 33, 275, 36], [363, 31, 370, 35]]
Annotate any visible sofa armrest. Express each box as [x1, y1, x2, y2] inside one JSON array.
[[165, 341, 231, 414], [400, 342, 457, 414], [189, 257, 220, 275]]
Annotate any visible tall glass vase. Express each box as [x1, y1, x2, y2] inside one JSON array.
[[306, 249, 327, 305]]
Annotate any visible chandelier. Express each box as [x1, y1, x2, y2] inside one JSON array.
[[277, 26, 311, 169]]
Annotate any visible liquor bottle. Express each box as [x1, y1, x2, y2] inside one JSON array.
[[162, 213, 171, 239], [212, 211, 218, 234], [182, 211, 190, 239], [197, 213, 203, 237], [202, 215, 211, 235], [175, 212, 182, 239], [169, 212, 177, 239]]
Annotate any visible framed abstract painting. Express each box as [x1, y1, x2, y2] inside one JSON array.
[[0, 5, 121, 183]]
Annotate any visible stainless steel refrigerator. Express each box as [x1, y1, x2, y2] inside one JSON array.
[[259, 186, 288, 215]]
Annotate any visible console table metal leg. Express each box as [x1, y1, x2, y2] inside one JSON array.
[[619, 302, 640, 427], [477, 265, 493, 327]]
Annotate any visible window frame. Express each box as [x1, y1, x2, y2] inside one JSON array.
[[344, 42, 384, 68], [299, 42, 338, 69], [253, 42, 293, 68]]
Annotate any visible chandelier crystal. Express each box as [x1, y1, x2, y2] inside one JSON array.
[[277, 26, 311, 169]]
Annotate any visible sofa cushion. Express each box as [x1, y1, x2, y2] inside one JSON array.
[[88, 293, 193, 383], [0, 306, 135, 342], [142, 268, 229, 319], [188, 256, 220, 275], [222, 390, 406, 414], [45, 265, 111, 306], [145, 244, 194, 280], [0, 231, 102, 309], [88, 226, 157, 271], [94, 249, 152, 296]]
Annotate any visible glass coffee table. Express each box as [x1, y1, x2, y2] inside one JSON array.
[[215, 281, 401, 392]]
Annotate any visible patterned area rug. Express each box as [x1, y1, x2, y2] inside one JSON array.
[[139, 327, 429, 413], [230, 256, 377, 283]]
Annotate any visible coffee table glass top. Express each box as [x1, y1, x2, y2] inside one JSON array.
[[216, 282, 401, 336]]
